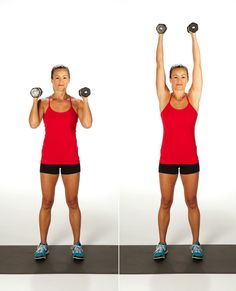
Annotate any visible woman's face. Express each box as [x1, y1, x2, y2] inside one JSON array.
[[170, 68, 188, 92], [51, 69, 70, 92]]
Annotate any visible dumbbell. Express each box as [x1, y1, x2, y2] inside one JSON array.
[[156, 24, 167, 34], [78, 87, 91, 98], [30, 87, 43, 98], [187, 22, 198, 33]]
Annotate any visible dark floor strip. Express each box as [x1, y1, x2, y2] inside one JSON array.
[[120, 245, 236, 274], [0, 245, 118, 274]]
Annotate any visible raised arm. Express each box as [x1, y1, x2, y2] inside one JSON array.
[[29, 98, 44, 128], [188, 32, 203, 110], [77, 97, 93, 128], [156, 25, 170, 110]]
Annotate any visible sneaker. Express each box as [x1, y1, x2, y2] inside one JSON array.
[[72, 242, 84, 260], [34, 243, 49, 260], [191, 241, 204, 260], [153, 242, 168, 260]]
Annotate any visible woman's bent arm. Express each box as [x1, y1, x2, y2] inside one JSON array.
[[77, 98, 93, 128], [29, 99, 44, 128]]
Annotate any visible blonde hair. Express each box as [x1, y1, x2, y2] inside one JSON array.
[[169, 64, 189, 79], [51, 65, 70, 79]]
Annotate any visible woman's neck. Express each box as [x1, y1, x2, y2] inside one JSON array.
[[52, 91, 68, 100], [172, 91, 186, 101]]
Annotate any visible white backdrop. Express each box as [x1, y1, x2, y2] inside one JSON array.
[[0, 0, 236, 246]]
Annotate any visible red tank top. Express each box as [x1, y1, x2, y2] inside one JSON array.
[[160, 94, 199, 164], [41, 96, 80, 164]]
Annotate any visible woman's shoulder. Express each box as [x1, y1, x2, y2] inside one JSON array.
[[41, 97, 50, 102], [71, 96, 83, 105], [38, 98, 50, 113], [70, 96, 81, 101], [70, 96, 83, 112], [187, 92, 200, 112], [40, 97, 50, 105]]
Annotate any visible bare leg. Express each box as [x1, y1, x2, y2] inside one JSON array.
[[180, 172, 200, 243], [39, 173, 59, 244], [61, 173, 81, 244], [158, 173, 178, 243]]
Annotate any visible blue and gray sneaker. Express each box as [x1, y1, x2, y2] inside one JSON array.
[[72, 242, 84, 260], [191, 241, 204, 260], [153, 242, 168, 260], [34, 243, 49, 260]]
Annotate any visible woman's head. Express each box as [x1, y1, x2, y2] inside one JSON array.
[[169, 65, 189, 91], [51, 65, 70, 92], [51, 65, 70, 79]]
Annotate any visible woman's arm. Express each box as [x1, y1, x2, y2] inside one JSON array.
[[156, 33, 170, 110], [77, 98, 93, 128], [28, 98, 44, 128], [188, 33, 203, 110]]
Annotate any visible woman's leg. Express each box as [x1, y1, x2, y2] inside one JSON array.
[[61, 173, 81, 244], [39, 173, 59, 244], [180, 172, 200, 243], [158, 173, 178, 243]]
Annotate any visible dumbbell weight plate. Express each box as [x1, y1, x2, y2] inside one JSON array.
[[187, 22, 198, 33], [38, 87, 43, 96], [79, 87, 91, 97], [156, 24, 167, 34], [30, 87, 43, 98]]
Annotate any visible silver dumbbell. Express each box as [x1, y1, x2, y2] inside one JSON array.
[[30, 87, 43, 98]]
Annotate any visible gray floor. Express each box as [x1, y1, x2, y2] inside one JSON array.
[[0, 245, 118, 274], [120, 245, 236, 274], [2, 244, 236, 275]]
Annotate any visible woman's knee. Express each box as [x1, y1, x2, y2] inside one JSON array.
[[185, 197, 198, 209], [66, 197, 79, 209], [160, 197, 173, 209], [42, 197, 54, 210]]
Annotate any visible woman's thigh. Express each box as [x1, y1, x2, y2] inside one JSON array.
[[61, 173, 80, 201], [180, 172, 199, 201], [40, 173, 59, 201], [159, 173, 178, 200]]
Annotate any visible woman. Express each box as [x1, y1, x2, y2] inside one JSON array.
[[29, 65, 92, 260], [153, 27, 203, 260]]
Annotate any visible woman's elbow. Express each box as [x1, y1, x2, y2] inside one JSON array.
[[82, 121, 92, 129], [29, 121, 39, 129]]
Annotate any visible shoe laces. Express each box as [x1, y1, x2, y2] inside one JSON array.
[[36, 243, 47, 253], [72, 244, 83, 253], [192, 243, 202, 254], [155, 243, 166, 253]]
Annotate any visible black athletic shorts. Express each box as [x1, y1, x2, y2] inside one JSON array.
[[159, 163, 200, 175], [40, 164, 81, 175]]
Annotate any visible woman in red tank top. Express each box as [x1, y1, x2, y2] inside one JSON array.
[[153, 26, 203, 260], [29, 65, 92, 260]]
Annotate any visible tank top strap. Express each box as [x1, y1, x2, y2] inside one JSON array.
[[48, 96, 52, 107], [186, 94, 190, 103]]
